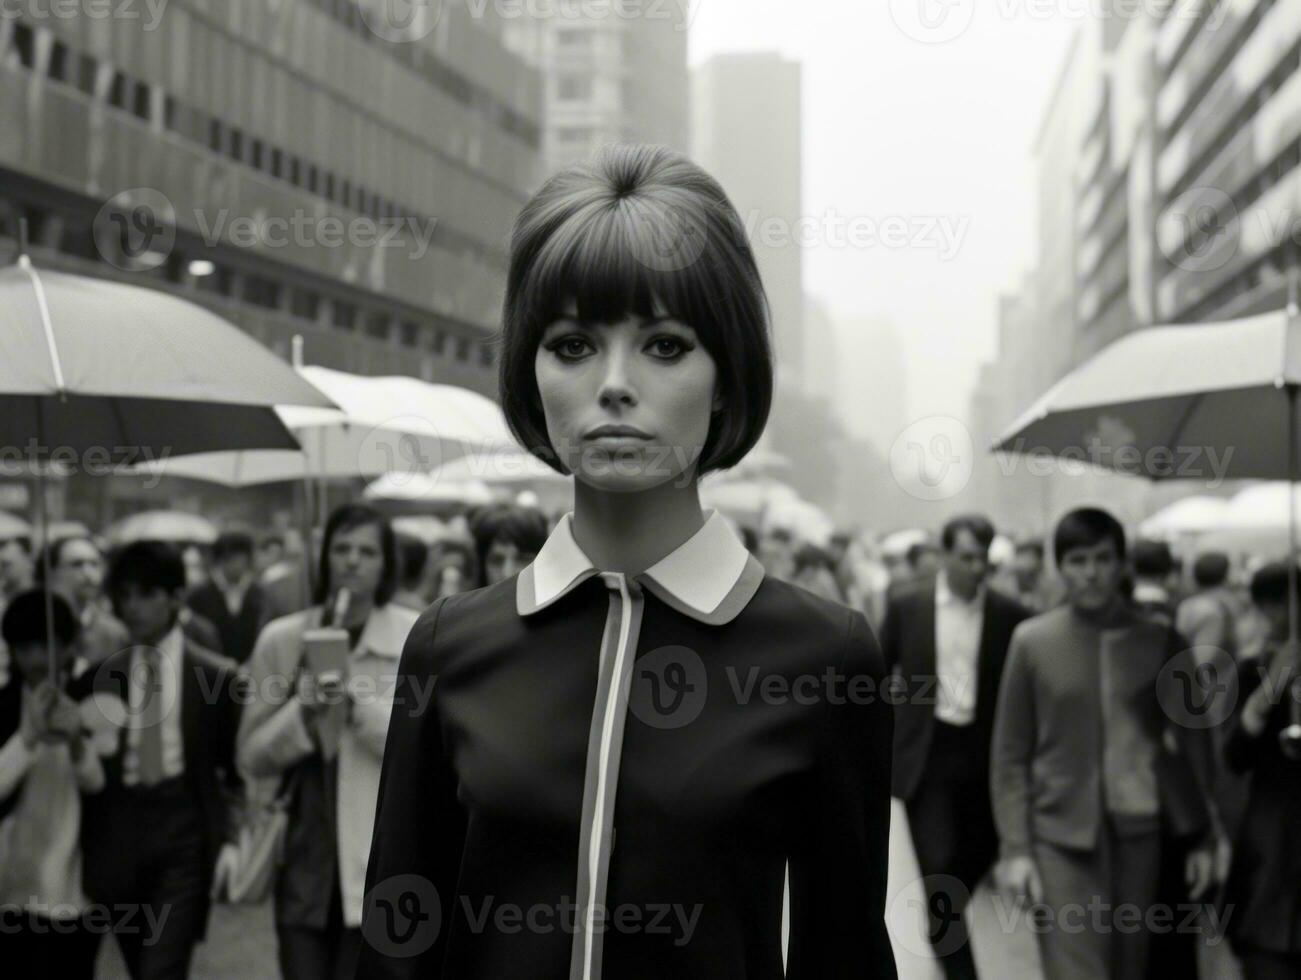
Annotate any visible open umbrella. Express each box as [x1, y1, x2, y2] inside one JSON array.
[[1138, 496, 1232, 540], [125, 367, 515, 487], [0, 512, 32, 541], [106, 510, 218, 547], [994, 303, 1301, 754], [1, 243, 335, 678]]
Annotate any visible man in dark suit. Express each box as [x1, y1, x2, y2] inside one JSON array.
[[880, 514, 1031, 980], [187, 530, 270, 664], [73, 541, 243, 979], [991, 508, 1215, 980]]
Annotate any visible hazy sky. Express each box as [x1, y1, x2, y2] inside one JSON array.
[[688, 1, 1078, 424]]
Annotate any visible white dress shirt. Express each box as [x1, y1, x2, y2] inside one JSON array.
[[934, 571, 984, 726], [123, 625, 185, 786]]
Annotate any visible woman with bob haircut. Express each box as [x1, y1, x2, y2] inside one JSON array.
[[359, 144, 896, 979]]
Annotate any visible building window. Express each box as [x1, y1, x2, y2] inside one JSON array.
[[108, 71, 129, 110], [250, 138, 265, 171], [289, 156, 303, 187], [48, 40, 69, 83], [432, 329, 447, 354], [455, 336, 470, 361], [76, 53, 97, 96], [332, 300, 357, 330], [291, 289, 320, 321], [229, 128, 244, 163], [556, 74, 593, 101], [11, 23, 35, 70], [243, 275, 281, 310], [132, 80, 150, 121], [209, 119, 224, 154], [400, 321, 420, 347], [365, 312, 389, 340], [307, 165, 319, 194], [270, 148, 283, 179]]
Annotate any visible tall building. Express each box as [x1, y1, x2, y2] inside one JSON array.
[[500, 7, 689, 175], [801, 295, 840, 404], [1154, 0, 1301, 322], [0, 0, 543, 397], [692, 52, 804, 388]]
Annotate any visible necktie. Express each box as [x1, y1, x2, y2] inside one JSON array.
[[137, 646, 165, 786]]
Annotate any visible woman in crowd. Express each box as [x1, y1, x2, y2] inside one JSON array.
[[466, 503, 549, 587], [0, 589, 107, 976], [359, 143, 896, 978], [1222, 562, 1301, 979], [236, 503, 420, 980]]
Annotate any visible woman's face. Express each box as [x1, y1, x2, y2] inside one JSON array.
[[534, 300, 720, 493], [327, 522, 385, 603]]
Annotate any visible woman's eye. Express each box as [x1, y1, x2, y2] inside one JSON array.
[[546, 336, 592, 360], [648, 336, 691, 359]]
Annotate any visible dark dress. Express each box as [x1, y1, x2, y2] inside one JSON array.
[[1223, 655, 1301, 966], [356, 544, 897, 978]]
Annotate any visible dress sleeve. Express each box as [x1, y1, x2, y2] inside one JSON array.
[[355, 596, 466, 979], [786, 609, 897, 979]]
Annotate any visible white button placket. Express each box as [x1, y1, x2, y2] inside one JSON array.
[[570, 570, 645, 980]]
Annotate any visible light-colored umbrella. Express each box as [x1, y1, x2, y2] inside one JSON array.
[[1, 247, 334, 678], [364, 473, 496, 506], [0, 259, 332, 456], [880, 528, 931, 561], [128, 367, 514, 487], [427, 446, 567, 486], [762, 498, 835, 548], [1195, 483, 1301, 558], [1138, 496, 1232, 539], [699, 476, 801, 523], [107, 510, 218, 546], [994, 304, 1301, 753]]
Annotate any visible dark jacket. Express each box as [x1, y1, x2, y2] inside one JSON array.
[[880, 576, 1031, 800], [188, 580, 270, 664], [357, 572, 897, 979], [1223, 654, 1301, 953], [70, 636, 243, 938]]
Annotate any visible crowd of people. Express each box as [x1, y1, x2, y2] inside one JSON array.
[[0, 496, 1297, 978]]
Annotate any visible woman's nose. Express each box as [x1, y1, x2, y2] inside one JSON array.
[[597, 346, 637, 408]]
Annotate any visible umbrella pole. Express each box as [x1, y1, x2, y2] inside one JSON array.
[[34, 400, 56, 686], [1284, 383, 1301, 757]]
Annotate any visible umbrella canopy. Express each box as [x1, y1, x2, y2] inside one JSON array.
[[698, 476, 801, 522], [364, 473, 496, 506], [0, 259, 334, 457], [126, 368, 515, 487], [994, 306, 1301, 754], [1138, 496, 1232, 539], [427, 447, 566, 486], [994, 309, 1300, 481], [106, 510, 218, 547]]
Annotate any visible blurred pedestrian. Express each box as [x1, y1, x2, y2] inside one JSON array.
[[1221, 562, 1301, 979], [236, 503, 419, 980], [995, 537, 1059, 613], [424, 535, 478, 600], [72, 540, 244, 979], [258, 531, 311, 620], [467, 503, 548, 587], [391, 533, 430, 612], [881, 514, 1031, 980], [38, 534, 129, 670], [0, 537, 34, 612], [991, 508, 1215, 980], [188, 530, 271, 665], [0, 589, 105, 977], [1131, 538, 1179, 624], [791, 542, 845, 603]]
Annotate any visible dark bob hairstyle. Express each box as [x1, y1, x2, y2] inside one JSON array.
[[314, 503, 398, 609], [497, 142, 774, 476]]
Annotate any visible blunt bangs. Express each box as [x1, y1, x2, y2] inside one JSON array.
[[500, 143, 773, 477]]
